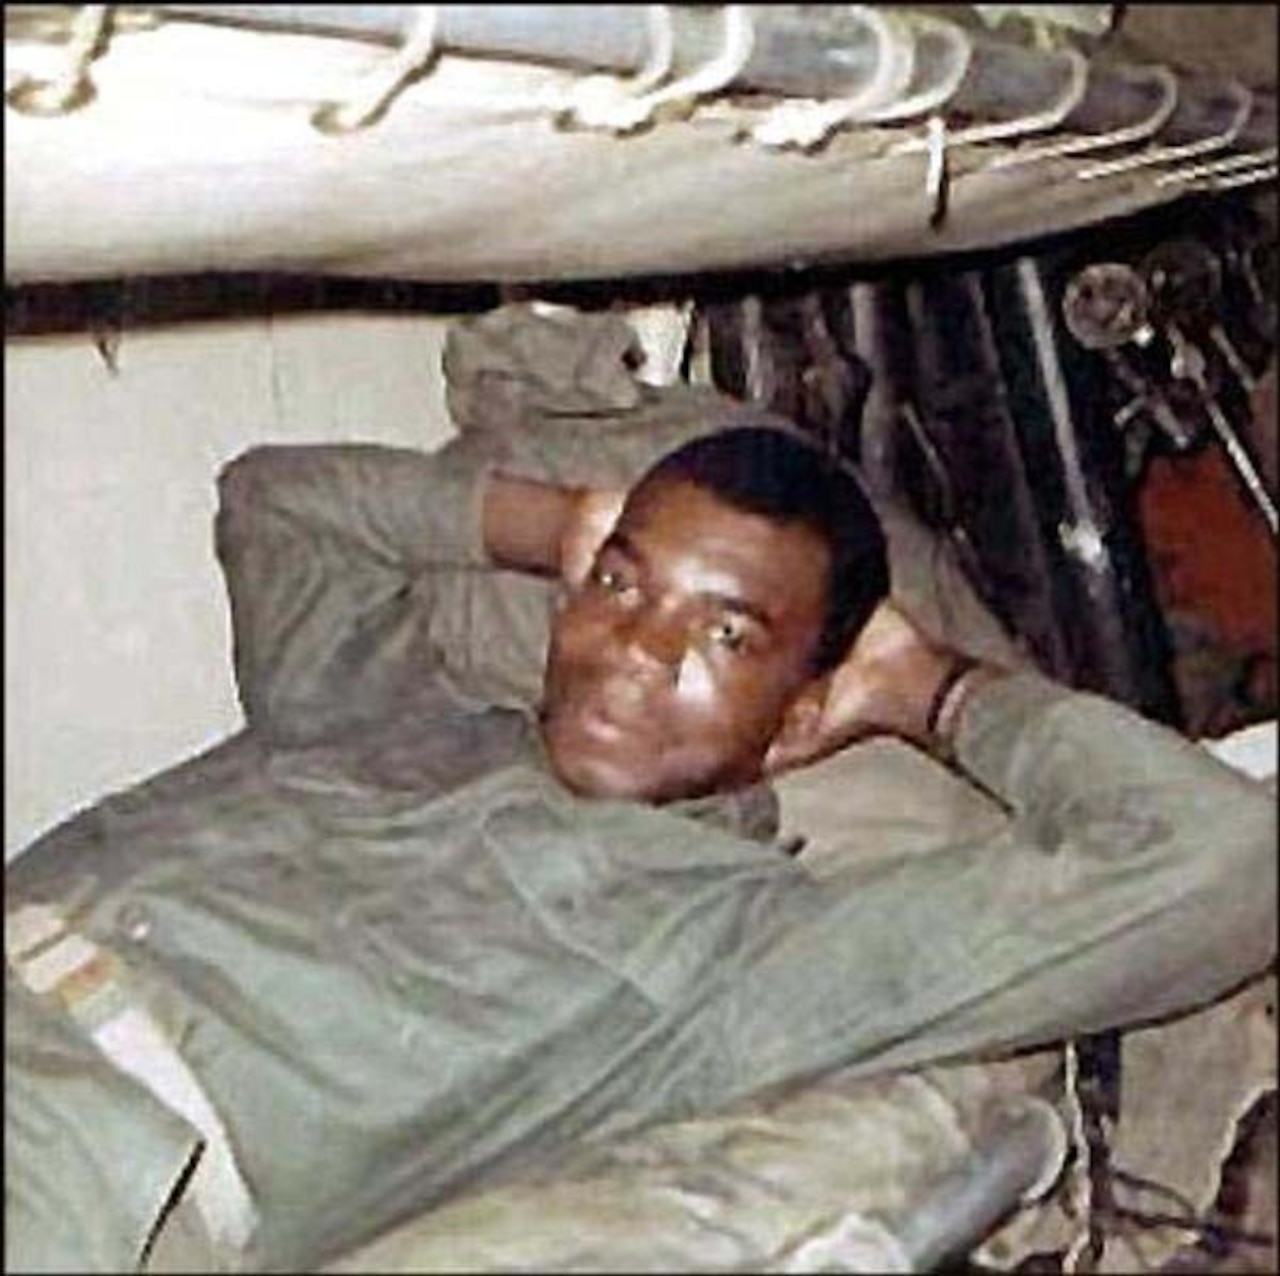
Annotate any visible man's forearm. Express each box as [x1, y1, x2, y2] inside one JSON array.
[[217, 442, 497, 573], [216, 441, 499, 740], [482, 473, 583, 577], [729, 669, 1274, 1090], [483, 473, 628, 585], [954, 669, 1274, 1011]]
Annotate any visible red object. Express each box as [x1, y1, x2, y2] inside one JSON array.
[[1138, 442, 1277, 664]]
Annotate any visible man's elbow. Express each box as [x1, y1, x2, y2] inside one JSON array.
[[216, 446, 285, 517], [1188, 791, 1277, 979], [215, 446, 314, 553]]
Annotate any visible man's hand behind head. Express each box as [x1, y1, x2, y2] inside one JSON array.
[[483, 473, 625, 585], [559, 488, 628, 590], [764, 601, 1003, 775]]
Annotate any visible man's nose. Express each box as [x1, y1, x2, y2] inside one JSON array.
[[619, 607, 685, 676]]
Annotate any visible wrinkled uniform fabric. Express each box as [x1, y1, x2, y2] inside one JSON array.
[[5, 968, 204, 1273], [782, 738, 1278, 1274], [6, 309, 1275, 1270], [323, 1059, 1044, 1274], [7, 434, 1274, 1273], [434, 311, 1275, 1272]]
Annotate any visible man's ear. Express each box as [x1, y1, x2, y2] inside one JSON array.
[[762, 676, 833, 777]]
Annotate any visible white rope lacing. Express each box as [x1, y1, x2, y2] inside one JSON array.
[[555, 5, 674, 130], [890, 44, 1089, 157], [883, 43, 1087, 229], [1155, 146, 1279, 190], [310, 5, 440, 135], [856, 15, 973, 127], [987, 64, 1179, 171], [748, 7, 917, 152], [1179, 160, 1279, 193], [6, 4, 112, 116], [557, 4, 754, 135], [1078, 79, 1253, 181]]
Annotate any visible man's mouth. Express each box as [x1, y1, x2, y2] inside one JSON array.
[[576, 706, 628, 743], [562, 681, 657, 745]]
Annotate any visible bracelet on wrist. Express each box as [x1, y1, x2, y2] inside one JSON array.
[[925, 655, 981, 741]]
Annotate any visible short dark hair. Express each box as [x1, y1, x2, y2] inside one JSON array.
[[640, 427, 889, 671]]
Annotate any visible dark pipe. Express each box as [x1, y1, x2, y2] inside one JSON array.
[[151, 5, 1276, 152], [982, 250, 1182, 721]]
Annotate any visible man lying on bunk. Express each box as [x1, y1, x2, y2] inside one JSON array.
[[7, 425, 1275, 1273]]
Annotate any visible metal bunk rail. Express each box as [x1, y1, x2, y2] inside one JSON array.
[[143, 4, 1276, 152]]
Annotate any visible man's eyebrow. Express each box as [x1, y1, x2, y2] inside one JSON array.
[[603, 533, 772, 629], [699, 591, 774, 631], [601, 531, 641, 562]]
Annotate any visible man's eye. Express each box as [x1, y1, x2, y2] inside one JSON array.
[[708, 617, 749, 652], [591, 564, 635, 596]]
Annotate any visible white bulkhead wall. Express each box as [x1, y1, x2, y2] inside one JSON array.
[[5, 302, 688, 859], [5, 311, 455, 858]]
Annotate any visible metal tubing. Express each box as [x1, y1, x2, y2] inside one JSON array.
[[848, 281, 913, 502], [151, 5, 892, 97], [146, 5, 1276, 151], [1204, 396, 1280, 535], [984, 252, 1182, 721], [903, 270, 1075, 679], [890, 1099, 1067, 1271]]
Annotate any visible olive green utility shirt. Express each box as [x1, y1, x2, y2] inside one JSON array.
[[6, 440, 1274, 1273]]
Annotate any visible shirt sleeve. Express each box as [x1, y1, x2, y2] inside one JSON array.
[[949, 672, 1275, 1021], [715, 673, 1276, 1092], [214, 439, 496, 744]]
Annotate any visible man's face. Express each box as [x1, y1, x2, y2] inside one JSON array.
[[541, 477, 831, 803]]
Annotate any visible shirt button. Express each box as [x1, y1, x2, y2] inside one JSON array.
[[117, 901, 152, 943]]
